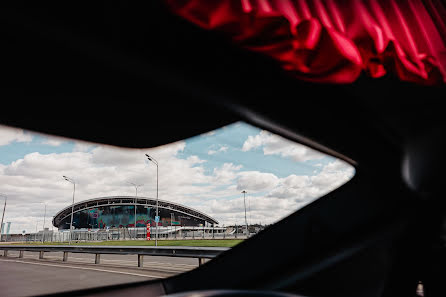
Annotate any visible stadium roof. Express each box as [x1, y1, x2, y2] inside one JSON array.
[[52, 196, 219, 227]]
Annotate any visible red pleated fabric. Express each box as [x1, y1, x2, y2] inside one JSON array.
[[166, 0, 446, 84]]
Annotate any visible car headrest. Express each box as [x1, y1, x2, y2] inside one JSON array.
[[403, 125, 446, 195]]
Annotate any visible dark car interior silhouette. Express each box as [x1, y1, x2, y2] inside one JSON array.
[[2, 2, 446, 297]]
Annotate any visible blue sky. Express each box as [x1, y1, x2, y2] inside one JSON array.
[[180, 122, 334, 178], [0, 122, 334, 177], [0, 135, 75, 165]]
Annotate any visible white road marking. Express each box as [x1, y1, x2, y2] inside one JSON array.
[[0, 258, 164, 279]]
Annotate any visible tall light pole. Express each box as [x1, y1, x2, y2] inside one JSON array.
[[145, 154, 159, 247], [51, 216, 54, 242], [128, 182, 143, 239], [0, 194, 6, 242], [248, 194, 252, 227], [42, 203, 47, 243], [241, 190, 248, 236], [35, 220, 38, 242], [63, 176, 76, 245]]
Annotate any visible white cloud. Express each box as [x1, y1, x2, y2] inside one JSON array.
[[241, 132, 265, 151], [0, 125, 355, 233], [283, 174, 311, 188], [267, 160, 354, 202], [212, 163, 242, 185], [1, 154, 354, 232], [201, 131, 216, 137], [311, 159, 354, 191], [73, 142, 95, 152], [208, 145, 228, 155], [237, 171, 279, 192], [242, 130, 325, 161], [37, 131, 75, 147], [41, 139, 64, 147], [205, 195, 303, 225], [0, 126, 32, 146], [0, 140, 208, 232]]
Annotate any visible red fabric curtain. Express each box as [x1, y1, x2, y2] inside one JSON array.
[[166, 0, 446, 84]]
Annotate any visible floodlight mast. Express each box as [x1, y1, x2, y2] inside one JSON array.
[[63, 176, 76, 245], [0, 194, 6, 242], [42, 203, 47, 243], [145, 154, 159, 247], [242, 190, 248, 237], [128, 182, 143, 239]]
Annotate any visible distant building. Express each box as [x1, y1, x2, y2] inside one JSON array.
[[52, 196, 218, 230]]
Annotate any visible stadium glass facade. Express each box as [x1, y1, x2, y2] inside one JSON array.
[[54, 197, 217, 230]]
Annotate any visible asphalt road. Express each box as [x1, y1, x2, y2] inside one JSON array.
[[0, 251, 202, 297]]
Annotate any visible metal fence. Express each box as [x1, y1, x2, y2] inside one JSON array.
[[2, 225, 261, 243], [0, 245, 229, 267]]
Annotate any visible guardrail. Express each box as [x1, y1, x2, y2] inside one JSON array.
[[0, 245, 229, 267]]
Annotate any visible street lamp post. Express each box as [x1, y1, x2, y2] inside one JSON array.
[[241, 190, 248, 237], [51, 216, 54, 242], [145, 154, 159, 247], [170, 213, 174, 239], [42, 203, 47, 243], [0, 194, 7, 242], [63, 176, 76, 245], [128, 182, 143, 239]]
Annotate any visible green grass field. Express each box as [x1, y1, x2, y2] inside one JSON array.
[[11, 239, 242, 248]]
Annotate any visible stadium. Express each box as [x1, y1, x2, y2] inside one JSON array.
[[52, 196, 219, 230]]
